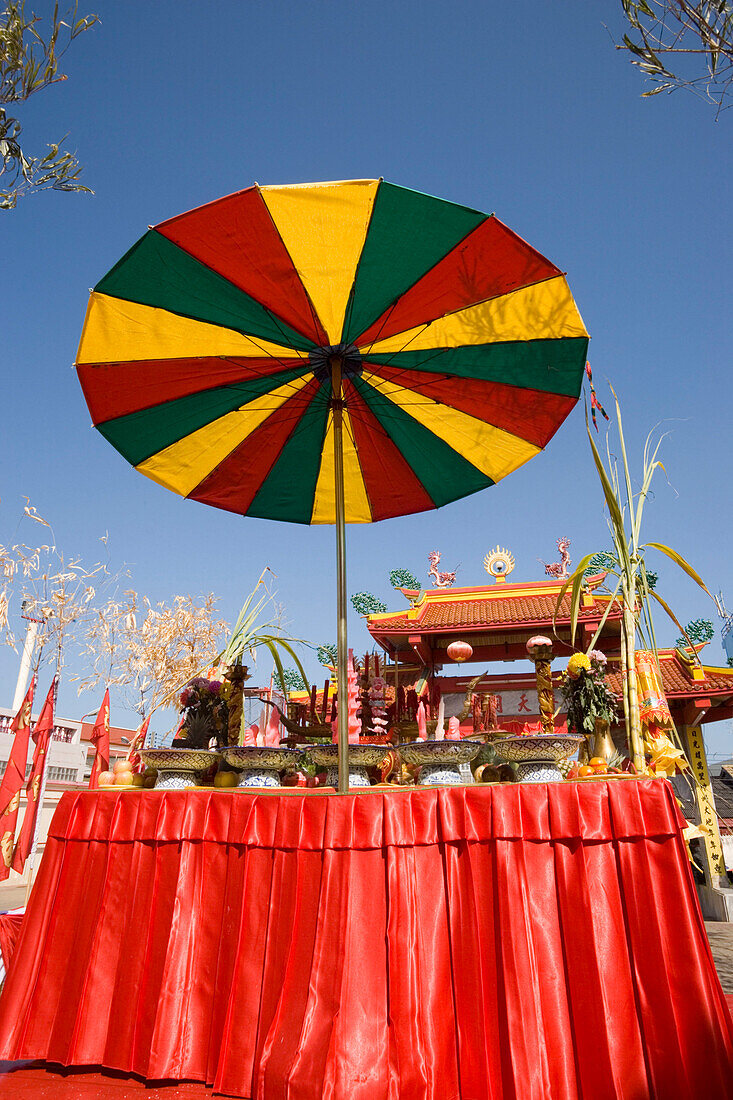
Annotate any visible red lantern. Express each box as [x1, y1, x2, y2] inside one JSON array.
[[447, 640, 473, 663]]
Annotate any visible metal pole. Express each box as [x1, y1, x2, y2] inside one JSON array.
[[331, 358, 350, 794]]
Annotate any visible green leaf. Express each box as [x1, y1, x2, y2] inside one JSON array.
[[648, 589, 701, 662], [644, 542, 712, 598], [553, 553, 597, 643]]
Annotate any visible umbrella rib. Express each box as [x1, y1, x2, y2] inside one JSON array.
[[214, 357, 314, 401]]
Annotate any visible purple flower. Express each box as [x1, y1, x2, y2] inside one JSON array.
[[589, 649, 607, 667], [208, 680, 223, 694]]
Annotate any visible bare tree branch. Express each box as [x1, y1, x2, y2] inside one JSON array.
[[615, 1, 733, 115]]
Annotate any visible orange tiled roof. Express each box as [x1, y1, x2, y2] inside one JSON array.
[[370, 589, 618, 633], [606, 652, 733, 698]]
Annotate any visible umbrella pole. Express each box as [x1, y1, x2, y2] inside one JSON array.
[[331, 359, 349, 793]]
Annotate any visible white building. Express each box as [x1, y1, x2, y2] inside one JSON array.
[[0, 706, 137, 899]]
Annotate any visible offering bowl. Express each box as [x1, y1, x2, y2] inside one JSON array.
[[398, 739, 480, 786]]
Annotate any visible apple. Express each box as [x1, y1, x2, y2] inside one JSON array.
[[114, 770, 134, 786], [113, 759, 132, 775], [98, 770, 115, 786]]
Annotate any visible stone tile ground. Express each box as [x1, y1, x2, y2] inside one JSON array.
[[706, 921, 733, 993]]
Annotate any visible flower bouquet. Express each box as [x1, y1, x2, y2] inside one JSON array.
[[560, 650, 625, 773], [174, 676, 229, 749]]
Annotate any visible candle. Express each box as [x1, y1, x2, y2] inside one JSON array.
[[446, 716, 461, 740], [417, 700, 428, 741], [264, 705, 281, 746], [435, 697, 445, 740]]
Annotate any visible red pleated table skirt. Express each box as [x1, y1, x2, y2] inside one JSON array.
[[0, 780, 731, 1100]]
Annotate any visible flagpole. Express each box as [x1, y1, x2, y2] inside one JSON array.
[[331, 357, 349, 794], [23, 675, 58, 906]]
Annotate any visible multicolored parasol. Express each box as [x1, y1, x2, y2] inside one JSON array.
[[76, 179, 589, 789]]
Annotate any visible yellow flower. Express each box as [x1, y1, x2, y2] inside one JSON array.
[[567, 652, 591, 679]]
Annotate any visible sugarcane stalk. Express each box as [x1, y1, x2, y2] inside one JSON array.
[[623, 582, 644, 771]]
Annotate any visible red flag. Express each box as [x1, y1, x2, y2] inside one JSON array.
[[584, 362, 610, 432], [127, 715, 150, 773], [11, 677, 56, 875], [0, 678, 36, 880], [89, 689, 111, 789]]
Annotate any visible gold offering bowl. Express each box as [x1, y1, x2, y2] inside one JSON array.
[[139, 748, 222, 790], [398, 739, 480, 787], [221, 746, 303, 788], [307, 743, 391, 788], [491, 734, 584, 785]]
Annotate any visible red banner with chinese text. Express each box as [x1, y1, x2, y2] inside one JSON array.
[[88, 689, 110, 789], [634, 651, 673, 732], [11, 677, 56, 874]]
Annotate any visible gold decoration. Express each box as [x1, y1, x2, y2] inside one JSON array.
[[590, 717, 616, 763], [224, 663, 249, 746], [483, 546, 515, 580], [527, 636, 554, 736], [535, 660, 555, 736], [1, 831, 13, 867]]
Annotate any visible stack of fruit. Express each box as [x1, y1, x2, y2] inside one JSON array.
[[99, 759, 158, 788], [564, 751, 630, 780]]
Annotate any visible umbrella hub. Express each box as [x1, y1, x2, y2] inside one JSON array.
[[309, 343, 362, 388]]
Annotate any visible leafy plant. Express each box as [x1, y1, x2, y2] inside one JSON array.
[[350, 591, 387, 615], [1, 2, 99, 208], [560, 651, 620, 737], [584, 551, 657, 591], [555, 387, 712, 769], [583, 551, 617, 579], [675, 617, 715, 649], [274, 667, 306, 693], [219, 570, 309, 699], [317, 642, 337, 667], [389, 567, 420, 590]]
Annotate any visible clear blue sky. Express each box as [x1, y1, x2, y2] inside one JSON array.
[[2, 1, 731, 760]]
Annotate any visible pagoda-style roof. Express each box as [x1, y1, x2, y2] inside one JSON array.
[[367, 573, 622, 665]]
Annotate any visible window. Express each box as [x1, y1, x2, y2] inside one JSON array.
[[47, 766, 80, 783]]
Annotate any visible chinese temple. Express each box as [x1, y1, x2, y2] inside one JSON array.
[[364, 554, 733, 910]]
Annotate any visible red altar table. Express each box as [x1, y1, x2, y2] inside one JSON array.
[[0, 780, 732, 1100]]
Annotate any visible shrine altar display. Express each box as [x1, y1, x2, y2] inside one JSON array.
[[1, 779, 732, 1100]]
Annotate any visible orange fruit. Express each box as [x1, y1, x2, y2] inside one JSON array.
[[98, 770, 115, 786], [578, 765, 594, 777], [589, 757, 607, 768], [214, 771, 238, 788]]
